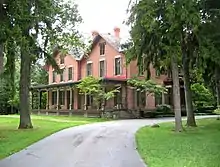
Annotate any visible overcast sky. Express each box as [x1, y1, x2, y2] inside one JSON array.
[[75, 0, 130, 39]]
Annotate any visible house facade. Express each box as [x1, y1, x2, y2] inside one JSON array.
[[31, 27, 183, 117]]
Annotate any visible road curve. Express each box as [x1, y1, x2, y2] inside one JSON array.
[[0, 116, 215, 167]]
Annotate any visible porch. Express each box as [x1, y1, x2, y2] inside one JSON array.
[[30, 78, 133, 117]]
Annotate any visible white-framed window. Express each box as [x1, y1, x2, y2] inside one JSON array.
[[99, 59, 105, 77], [52, 70, 56, 83], [114, 55, 122, 75], [60, 67, 65, 82], [68, 66, 73, 81], [86, 61, 93, 76], [99, 42, 106, 55]]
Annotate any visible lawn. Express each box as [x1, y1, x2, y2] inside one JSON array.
[[0, 115, 107, 159], [136, 118, 220, 167]]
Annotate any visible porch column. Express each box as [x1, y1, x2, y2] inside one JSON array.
[[69, 88, 73, 110], [56, 89, 59, 110], [47, 90, 50, 110], [64, 88, 67, 110], [38, 90, 41, 114], [162, 91, 165, 105]]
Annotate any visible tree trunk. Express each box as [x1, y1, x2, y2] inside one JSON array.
[[182, 51, 197, 127], [215, 66, 220, 108], [0, 44, 3, 74], [171, 54, 183, 132], [18, 48, 33, 129]]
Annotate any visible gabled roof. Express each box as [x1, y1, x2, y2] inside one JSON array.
[[98, 33, 121, 52], [53, 31, 123, 62]]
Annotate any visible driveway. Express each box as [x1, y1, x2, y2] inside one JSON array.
[[0, 116, 215, 167]]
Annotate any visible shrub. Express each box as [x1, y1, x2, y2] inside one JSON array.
[[214, 109, 220, 115], [195, 106, 216, 114], [191, 83, 215, 108], [156, 104, 172, 113]]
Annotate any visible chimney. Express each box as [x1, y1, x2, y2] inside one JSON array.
[[91, 30, 99, 39], [114, 27, 120, 38]]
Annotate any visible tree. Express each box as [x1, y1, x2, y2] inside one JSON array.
[[0, 0, 83, 128], [77, 76, 119, 117], [125, 0, 185, 131], [128, 78, 166, 96]]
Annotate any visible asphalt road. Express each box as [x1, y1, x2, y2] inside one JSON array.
[[0, 116, 215, 167]]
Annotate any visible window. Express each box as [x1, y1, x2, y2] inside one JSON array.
[[115, 57, 121, 75], [52, 71, 56, 83], [60, 69, 64, 82], [60, 56, 64, 64], [68, 67, 73, 80], [99, 60, 105, 77], [52, 91, 57, 105], [59, 91, 65, 105], [99, 42, 106, 55], [87, 63, 92, 76]]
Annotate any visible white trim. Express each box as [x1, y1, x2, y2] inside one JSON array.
[[99, 59, 105, 77], [87, 60, 93, 64], [99, 58, 105, 61], [86, 62, 93, 76], [60, 65, 65, 69], [114, 55, 121, 59], [67, 66, 74, 81], [114, 56, 122, 76]]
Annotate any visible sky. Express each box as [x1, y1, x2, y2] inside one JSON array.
[[75, 0, 130, 40]]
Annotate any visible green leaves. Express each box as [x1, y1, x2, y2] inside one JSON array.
[[77, 76, 119, 106], [128, 77, 167, 95]]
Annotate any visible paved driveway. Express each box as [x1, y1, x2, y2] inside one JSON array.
[[0, 116, 215, 167]]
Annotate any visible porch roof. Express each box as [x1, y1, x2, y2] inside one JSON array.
[[30, 78, 127, 91]]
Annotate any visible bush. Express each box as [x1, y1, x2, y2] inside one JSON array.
[[156, 104, 172, 113], [195, 106, 216, 114], [0, 78, 18, 115], [191, 83, 215, 108], [214, 109, 220, 115]]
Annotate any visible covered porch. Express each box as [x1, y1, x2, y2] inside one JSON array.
[[30, 78, 129, 116]]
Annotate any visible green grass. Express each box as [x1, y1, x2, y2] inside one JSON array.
[[0, 115, 107, 159], [136, 119, 220, 167]]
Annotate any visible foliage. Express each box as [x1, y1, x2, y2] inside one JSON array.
[[128, 78, 167, 95], [77, 76, 119, 110], [1, 0, 83, 128], [191, 83, 215, 108], [214, 109, 220, 115], [31, 63, 48, 86], [156, 104, 172, 114], [0, 78, 11, 114]]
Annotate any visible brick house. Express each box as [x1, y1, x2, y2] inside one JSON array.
[[31, 27, 185, 117]]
